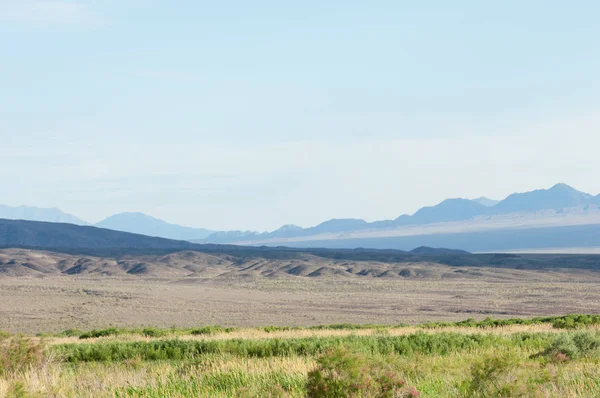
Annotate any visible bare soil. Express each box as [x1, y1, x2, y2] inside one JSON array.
[[1, 255, 600, 333]]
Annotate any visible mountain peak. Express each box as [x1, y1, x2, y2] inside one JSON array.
[[95, 212, 213, 240], [549, 183, 578, 192], [492, 183, 591, 214], [0, 204, 88, 225]]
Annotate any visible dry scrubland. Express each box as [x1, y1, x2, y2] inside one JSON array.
[[2, 249, 600, 396], [2, 249, 600, 333]]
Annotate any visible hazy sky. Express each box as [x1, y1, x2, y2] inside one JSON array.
[[2, 1, 599, 231]]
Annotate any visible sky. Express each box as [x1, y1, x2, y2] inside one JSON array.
[[1, 0, 600, 231]]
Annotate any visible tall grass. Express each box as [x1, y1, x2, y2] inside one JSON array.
[[55, 332, 555, 363], [66, 314, 600, 342], [3, 321, 600, 397]]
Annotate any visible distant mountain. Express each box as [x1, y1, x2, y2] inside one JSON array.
[[0, 218, 198, 250], [202, 183, 600, 244], [472, 197, 499, 207], [0, 205, 87, 225], [491, 183, 591, 214], [409, 246, 470, 255], [94, 212, 213, 240], [401, 199, 487, 225], [203, 230, 260, 241], [304, 219, 368, 235]]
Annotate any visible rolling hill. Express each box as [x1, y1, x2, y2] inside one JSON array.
[[3, 218, 600, 274]]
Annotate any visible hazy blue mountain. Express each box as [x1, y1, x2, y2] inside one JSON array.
[[0, 205, 87, 225], [492, 183, 591, 214], [202, 183, 599, 244], [400, 199, 488, 225], [409, 246, 470, 255], [270, 224, 304, 238], [95, 212, 214, 240], [202, 230, 261, 242], [472, 197, 499, 207], [304, 218, 368, 235], [282, 224, 600, 254]]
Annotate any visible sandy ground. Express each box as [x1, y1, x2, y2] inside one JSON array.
[[1, 273, 599, 333]]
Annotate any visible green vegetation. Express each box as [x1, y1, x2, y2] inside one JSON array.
[[419, 314, 600, 329], [0, 335, 46, 377], [306, 349, 419, 397], [2, 316, 600, 397], [66, 314, 600, 341], [56, 332, 553, 363]]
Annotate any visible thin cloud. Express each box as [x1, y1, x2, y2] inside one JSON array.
[[0, 0, 100, 27]]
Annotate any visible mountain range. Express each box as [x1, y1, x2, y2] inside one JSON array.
[[0, 205, 87, 226], [95, 212, 214, 240], [3, 219, 600, 275], [199, 183, 600, 243], [2, 183, 599, 246], [0, 207, 213, 241]]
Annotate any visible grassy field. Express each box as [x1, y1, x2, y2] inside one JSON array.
[[2, 316, 600, 397]]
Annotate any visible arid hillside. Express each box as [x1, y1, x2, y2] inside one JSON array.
[[2, 248, 600, 282]]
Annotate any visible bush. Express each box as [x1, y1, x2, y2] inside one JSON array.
[[142, 328, 167, 338], [0, 336, 47, 376], [190, 326, 228, 335], [460, 353, 553, 397], [54, 332, 556, 363], [264, 326, 292, 333], [551, 314, 600, 329], [540, 331, 600, 360], [79, 327, 122, 339], [306, 349, 419, 398], [59, 329, 83, 337]]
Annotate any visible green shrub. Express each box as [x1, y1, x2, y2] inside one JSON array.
[[190, 326, 228, 335], [551, 314, 600, 329], [59, 329, 83, 337], [264, 326, 292, 333], [0, 336, 47, 376], [55, 332, 533, 363], [142, 328, 167, 338], [461, 354, 531, 397], [79, 327, 122, 339], [540, 331, 600, 360], [306, 348, 418, 397]]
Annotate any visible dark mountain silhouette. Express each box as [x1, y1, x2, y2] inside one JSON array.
[[0, 218, 197, 250], [409, 246, 470, 255], [94, 212, 213, 240], [3, 219, 600, 275], [0, 205, 87, 225]]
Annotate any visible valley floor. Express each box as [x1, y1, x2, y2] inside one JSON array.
[[1, 273, 600, 333]]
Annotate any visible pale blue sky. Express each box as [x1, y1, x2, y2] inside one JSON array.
[[2, 1, 600, 230]]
